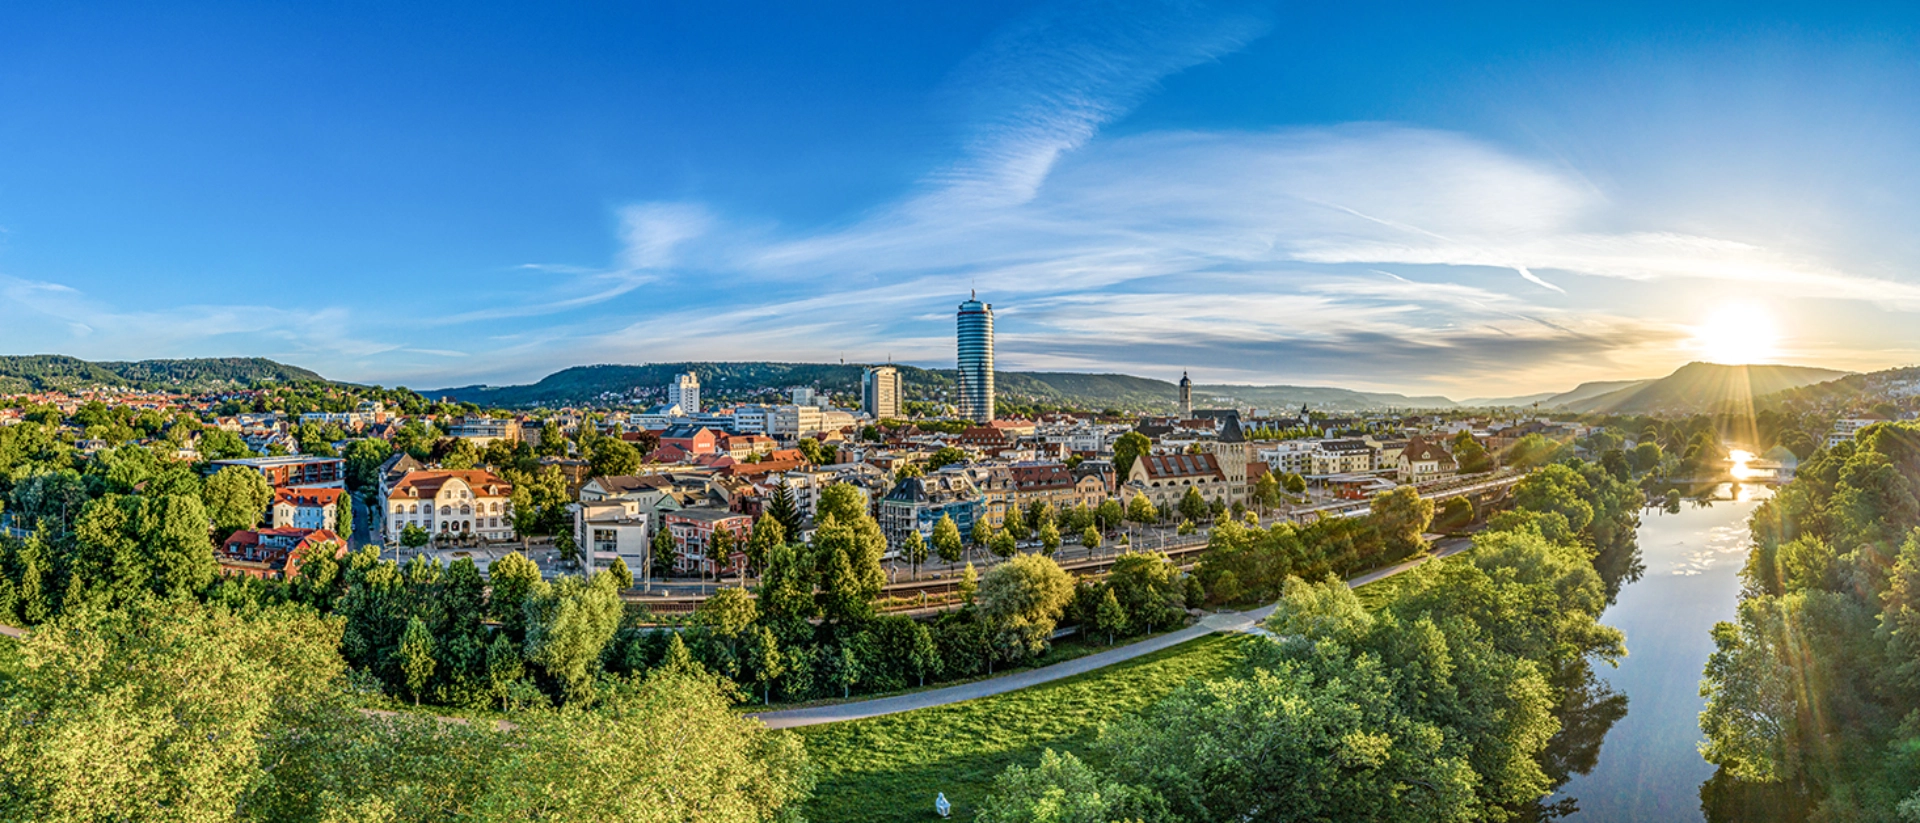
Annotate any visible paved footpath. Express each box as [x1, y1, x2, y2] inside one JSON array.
[[751, 538, 1471, 730]]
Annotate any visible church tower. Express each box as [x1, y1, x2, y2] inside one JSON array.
[[1178, 371, 1193, 418]]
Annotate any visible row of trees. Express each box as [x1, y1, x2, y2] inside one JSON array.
[[976, 450, 1647, 822]]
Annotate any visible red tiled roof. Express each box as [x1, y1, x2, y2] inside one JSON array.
[[274, 487, 343, 508], [389, 470, 513, 499], [1138, 453, 1224, 481]]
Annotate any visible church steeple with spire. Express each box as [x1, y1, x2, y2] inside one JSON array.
[[1178, 371, 1193, 418]]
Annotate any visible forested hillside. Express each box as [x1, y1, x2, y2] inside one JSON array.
[[432, 361, 1477, 412], [0, 355, 325, 392]]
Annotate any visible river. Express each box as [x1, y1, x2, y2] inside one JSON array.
[[1552, 483, 1767, 821]]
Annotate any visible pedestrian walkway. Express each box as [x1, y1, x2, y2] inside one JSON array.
[[750, 538, 1471, 729]]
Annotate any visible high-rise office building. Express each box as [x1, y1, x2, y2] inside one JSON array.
[[668, 372, 700, 414], [863, 365, 901, 419], [957, 292, 995, 423]]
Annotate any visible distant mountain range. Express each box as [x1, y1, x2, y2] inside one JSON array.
[[0, 354, 1857, 416], [0, 355, 325, 393], [431, 360, 1854, 415]]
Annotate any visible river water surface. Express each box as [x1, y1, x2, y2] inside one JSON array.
[[1553, 485, 1765, 821]]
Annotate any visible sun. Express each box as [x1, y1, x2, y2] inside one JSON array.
[[1689, 303, 1781, 365]]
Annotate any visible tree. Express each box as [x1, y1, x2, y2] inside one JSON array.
[[746, 515, 786, 576], [959, 562, 979, 605], [796, 438, 834, 465], [695, 587, 760, 650], [907, 621, 942, 687], [1112, 431, 1152, 480], [1003, 504, 1029, 542], [335, 492, 355, 539], [976, 749, 1161, 823], [765, 482, 802, 537], [400, 616, 437, 706], [473, 669, 814, 821], [523, 572, 625, 703], [1369, 486, 1435, 562], [1081, 525, 1101, 551], [933, 514, 964, 564], [971, 516, 993, 556], [1452, 430, 1493, 474], [1106, 552, 1186, 631], [709, 528, 737, 582], [608, 556, 634, 591], [810, 501, 887, 623], [830, 643, 863, 699], [0, 599, 349, 821], [1095, 588, 1128, 645], [990, 528, 1018, 559], [203, 464, 272, 535], [1254, 472, 1281, 511], [486, 632, 525, 711], [926, 446, 968, 471], [1178, 487, 1208, 523], [977, 553, 1075, 658], [1629, 441, 1664, 474], [1267, 472, 1302, 498], [1096, 499, 1124, 531], [487, 551, 543, 640], [651, 527, 678, 579], [745, 626, 785, 704], [758, 542, 817, 622], [1038, 519, 1061, 556], [588, 437, 643, 478], [400, 523, 429, 549], [1125, 494, 1158, 525], [903, 528, 930, 577]]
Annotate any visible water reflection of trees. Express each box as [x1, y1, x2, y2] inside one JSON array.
[[1593, 528, 1645, 606], [1522, 660, 1631, 820], [1698, 768, 1814, 823]]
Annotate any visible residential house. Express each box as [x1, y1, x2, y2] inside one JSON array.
[[218, 528, 346, 580], [662, 507, 753, 576], [272, 487, 343, 532], [1397, 435, 1458, 484], [878, 472, 983, 553]]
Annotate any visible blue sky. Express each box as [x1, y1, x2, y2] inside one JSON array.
[[4, 1, 1920, 397]]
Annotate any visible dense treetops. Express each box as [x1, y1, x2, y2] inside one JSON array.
[[1697, 421, 1920, 818]]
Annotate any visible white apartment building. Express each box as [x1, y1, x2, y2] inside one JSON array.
[[574, 501, 651, 577], [731, 405, 772, 435], [668, 372, 701, 415], [771, 404, 823, 440], [1257, 440, 1316, 476], [1828, 417, 1885, 448]]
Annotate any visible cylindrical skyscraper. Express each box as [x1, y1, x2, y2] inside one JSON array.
[[957, 292, 995, 423]]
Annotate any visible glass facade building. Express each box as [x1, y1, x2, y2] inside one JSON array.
[[957, 294, 995, 423]]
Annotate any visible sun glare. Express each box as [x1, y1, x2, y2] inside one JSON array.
[[1690, 303, 1780, 365]]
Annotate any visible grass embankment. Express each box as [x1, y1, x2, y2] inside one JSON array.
[[797, 633, 1248, 822]]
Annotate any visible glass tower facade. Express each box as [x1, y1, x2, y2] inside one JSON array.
[[957, 294, 995, 423]]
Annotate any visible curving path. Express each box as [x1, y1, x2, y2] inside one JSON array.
[[749, 538, 1471, 730]]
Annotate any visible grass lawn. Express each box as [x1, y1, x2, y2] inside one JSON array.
[[796, 633, 1248, 823]]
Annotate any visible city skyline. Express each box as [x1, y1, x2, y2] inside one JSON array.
[[6, 3, 1920, 396]]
